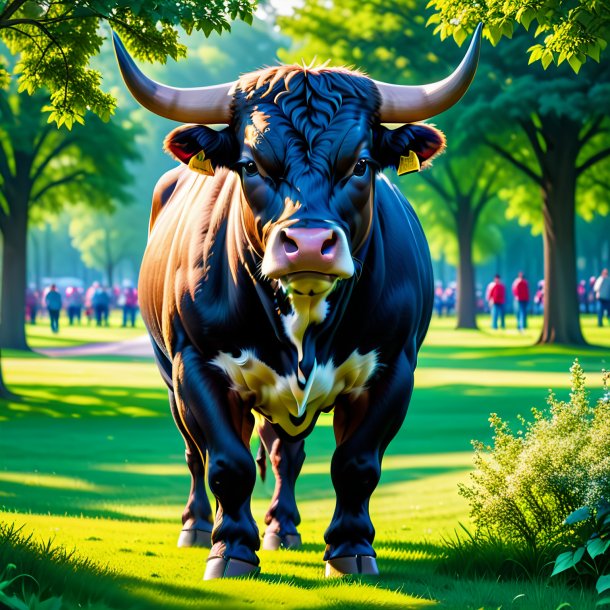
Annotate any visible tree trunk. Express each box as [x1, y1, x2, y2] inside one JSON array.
[[455, 210, 478, 329], [104, 227, 114, 286], [0, 194, 29, 350], [0, 348, 19, 400], [538, 143, 586, 345]]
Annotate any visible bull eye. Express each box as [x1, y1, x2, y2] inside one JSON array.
[[243, 160, 259, 177], [352, 159, 368, 177]]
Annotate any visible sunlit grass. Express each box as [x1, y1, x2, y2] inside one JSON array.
[[25, 309, 146, 349], [1, 315, 609, 608]]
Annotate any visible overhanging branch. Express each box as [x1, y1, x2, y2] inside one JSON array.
[[0, 0, 29, 23], [483, 138, 542, 186], [31, 170, 90, 202], [30, 134, 77, 184], [420, 171, 458, 215], [577, 147, 610, 177], [579, 116, 604, 147]]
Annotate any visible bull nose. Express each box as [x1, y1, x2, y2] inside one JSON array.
[[261, 225, 355, 281], [280, 228, 338, 260]]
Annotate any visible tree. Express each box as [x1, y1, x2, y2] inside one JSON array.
[[415, 150, 505, 328], [0, 0, 255, 127], [278, 0, 506, 328], [0, 88, 140, 350], [68, 204, 145, 286], [453, 34, 610, 344], [428, 0, 610, 72]]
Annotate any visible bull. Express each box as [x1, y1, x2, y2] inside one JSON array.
[[113, 26, 481, 580]]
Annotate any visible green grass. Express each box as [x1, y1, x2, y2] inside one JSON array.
[[25, 310, 147, 348], [1, 314, 609, 609]]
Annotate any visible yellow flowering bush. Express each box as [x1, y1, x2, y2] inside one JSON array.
[[460, 361, 610, 554]]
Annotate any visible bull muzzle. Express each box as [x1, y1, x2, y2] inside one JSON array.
[[262, 226, 354, 295]]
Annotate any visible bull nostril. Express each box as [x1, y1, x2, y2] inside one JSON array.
[[321, 232, 337, 256], [280, 230, 299, 254]]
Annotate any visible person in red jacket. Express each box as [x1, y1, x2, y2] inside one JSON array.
[[512, 271, 530, 332], [486, 274, 506, 329]]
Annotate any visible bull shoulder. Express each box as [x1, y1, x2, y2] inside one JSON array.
[[149, 165, 186, 233]]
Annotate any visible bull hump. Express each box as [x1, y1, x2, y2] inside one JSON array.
[[211, 349, 378, 437]]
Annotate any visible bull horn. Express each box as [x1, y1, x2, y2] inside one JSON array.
[[112, 32, 235, 124], [375, 23, 482, 123]]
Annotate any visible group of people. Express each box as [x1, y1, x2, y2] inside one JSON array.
[[485, 268, 610, 330], [26, 282, 139, 334], [485, 273, 529, 331]]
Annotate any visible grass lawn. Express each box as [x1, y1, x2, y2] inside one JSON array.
[[25, 310, 147, 349], [1, 313, 609, 609]]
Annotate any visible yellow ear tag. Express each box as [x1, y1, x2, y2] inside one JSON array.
[[397, 150, 421, 176], [188, 150, 214, 176]]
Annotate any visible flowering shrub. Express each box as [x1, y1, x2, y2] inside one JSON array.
[[460, 361, 610, 554]]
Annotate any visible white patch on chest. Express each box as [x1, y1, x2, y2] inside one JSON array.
[[280, 291, 329, 382], [212, 349, 378, 436]]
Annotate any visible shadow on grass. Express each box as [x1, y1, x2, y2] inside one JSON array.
[[0, 384, 167, 419], [0, 521, 234, 610], [419, 342, 610, 371]]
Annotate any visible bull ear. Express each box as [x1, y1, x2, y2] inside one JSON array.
[[373, 123, 446, 174], [164, 124, 239, 172]]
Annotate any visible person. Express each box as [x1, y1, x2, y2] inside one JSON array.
[[512, 271, 530, 331], [84, 282, 98, 324], [120, 282, 139, 327], [486, 274, 506, 329], [534, 280, 545, 315], [434, 282, 444, 317], [65, 286, 84, 325], [593, 268, 610, 327], [443, 282, 457, 315], [44, 284, 62, 333], [25, 286, 40, 324], [588, 276, 597, 313], [92, 285, 110, 326]]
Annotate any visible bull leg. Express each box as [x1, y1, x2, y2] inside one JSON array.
[[324, 352, 414, 577], [168, 390, 214, 548], [258, 420, 305, 550], [173, 346, 260, 579]]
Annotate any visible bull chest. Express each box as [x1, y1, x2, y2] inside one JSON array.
[[212, 349, 378, 437]]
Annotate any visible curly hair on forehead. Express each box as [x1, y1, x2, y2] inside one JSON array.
[[236, 63, 369, 102], [234, 64, 380, 154]]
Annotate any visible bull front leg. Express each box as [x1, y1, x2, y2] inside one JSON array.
[[257, 420, 305, 550], [167, 390, 214, 548], [324, 351, 414, 577], [151, 344, 214, 548], [173, 345, 260, 579]]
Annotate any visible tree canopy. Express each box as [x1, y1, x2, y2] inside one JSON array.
[[427, 0, 610, 72], [0, 85, 140, 349], [0, 0, 255, 127], [68, 204, 143, 286]]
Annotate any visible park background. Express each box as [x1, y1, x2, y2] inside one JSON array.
[[0, 0, 609, 609]]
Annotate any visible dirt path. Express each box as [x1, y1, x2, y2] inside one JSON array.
[[37, 334, 154, 358]]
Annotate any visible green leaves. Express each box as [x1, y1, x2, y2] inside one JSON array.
[[0, 563, 63, 610], [0, 0, 255, 126], [552, 498, 610, 602], [550, 552, 573, 576], [598, 574, 610, 595], [428, 0, 610, 71]]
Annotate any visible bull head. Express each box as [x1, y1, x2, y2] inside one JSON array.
[[114, 28, 480, 341]]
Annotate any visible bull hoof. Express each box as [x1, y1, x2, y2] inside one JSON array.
[[325, 555, 379, 578], [262, 532, 302, 550], [177, 527, 212, 548], [203, 557, 260, 580]]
